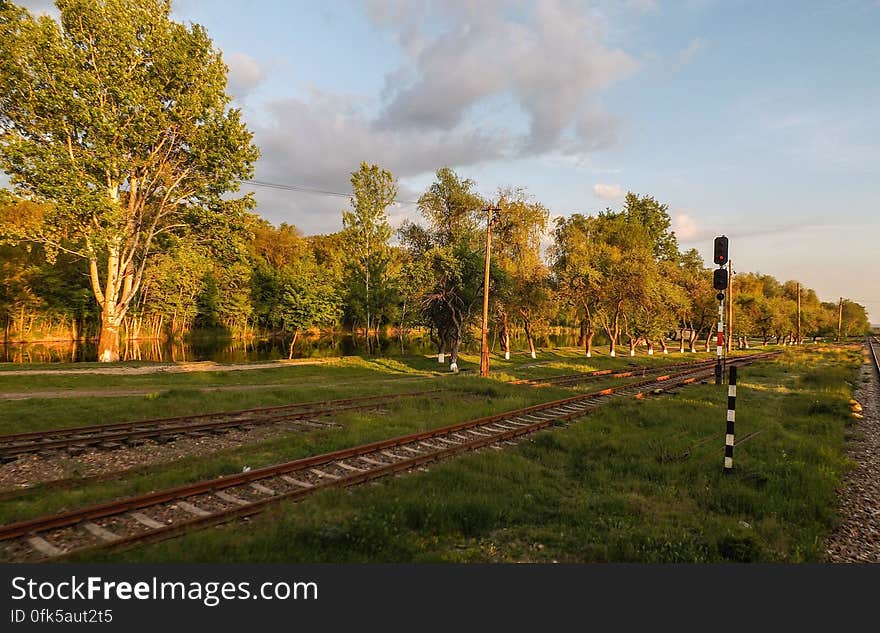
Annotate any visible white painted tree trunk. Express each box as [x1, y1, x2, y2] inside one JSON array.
[[438, 352, 445, 363]]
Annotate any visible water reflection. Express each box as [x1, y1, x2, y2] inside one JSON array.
[[1, 330, 587, 364]]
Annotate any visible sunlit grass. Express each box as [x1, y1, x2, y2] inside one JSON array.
[[62, 345, 861, 563]]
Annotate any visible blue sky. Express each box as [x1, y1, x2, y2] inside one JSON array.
[[15, 0, 880, 322]]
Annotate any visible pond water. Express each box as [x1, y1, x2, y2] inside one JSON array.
[[1, 331, 587, 364]]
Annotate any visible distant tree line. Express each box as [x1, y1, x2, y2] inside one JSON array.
[[0, 164, 871, 365]]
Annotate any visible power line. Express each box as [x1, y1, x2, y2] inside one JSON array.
[[240, 179, 420, 206]]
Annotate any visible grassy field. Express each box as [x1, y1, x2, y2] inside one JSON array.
[[0, 347, 731, 434], [46, 345, 860, 563], [0, 344, 861, 562]]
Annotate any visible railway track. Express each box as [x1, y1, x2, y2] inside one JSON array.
[[0, 351, 778, 562], [0, 354, 762, 462], [869, 336, 880, 378], [0, 390, 441, 462], [511, 355, 730, 387]]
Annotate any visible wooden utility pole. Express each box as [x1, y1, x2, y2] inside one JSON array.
[[726, 260, 734, 352], [796, 282, 801, 345], [479, 206, 499, 377], [837, 297, 843, 342]]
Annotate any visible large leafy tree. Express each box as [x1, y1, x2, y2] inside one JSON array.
[[404, 167, 487, 371], [620, 192, 678, 261], [342, 162, 397, 352], [493, 187, 550, 359], [0, 0, 259, 361], [273, 262, 341, 359], [551, 214, 606, 357]]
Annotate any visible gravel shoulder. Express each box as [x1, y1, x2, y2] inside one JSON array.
[[824, 352, 880, 562]]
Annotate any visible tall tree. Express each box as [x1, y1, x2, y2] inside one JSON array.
[[620, 192, 678, 261], [273, 261, 341, 359], [402, 167, 486, 370], [550, 214, 606, 357], [0, 0, 259, 361], [342, 162, 397, 352], [493, 187, 550, 359]]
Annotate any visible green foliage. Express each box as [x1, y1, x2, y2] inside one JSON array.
[[272, 262, 341, 335], [341, 163, 397, 341], [416, 167, 485, 248], [51, 347, 860, 563], [0, 0, 258, 357], [400, 168, 491, 365]]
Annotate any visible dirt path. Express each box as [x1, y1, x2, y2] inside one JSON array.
[[824, 351, 880, 562], [0, 357, 341, 377]]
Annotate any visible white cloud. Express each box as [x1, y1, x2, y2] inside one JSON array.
[[673, 212, 698, 240], [17, 1, 58, 18], [676, 37, 706, 65], [368, 0, 637, 156], [224, 52, 264, 100], [592, 183, 624, 200], [247, 92, 508, 232]]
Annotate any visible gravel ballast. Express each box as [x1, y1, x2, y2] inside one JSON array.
[[825, 351, 880, 562]]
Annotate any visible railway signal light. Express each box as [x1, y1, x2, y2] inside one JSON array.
[[713, 268, 728, 290], [714, 235, 729, 266]]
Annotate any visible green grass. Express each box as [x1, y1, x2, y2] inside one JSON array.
[[0, 347, 746, 434], [0, 375, 594, 525], [57, 345, 860, 563]]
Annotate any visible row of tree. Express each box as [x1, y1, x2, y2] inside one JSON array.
[[1, 162, 871, 366]]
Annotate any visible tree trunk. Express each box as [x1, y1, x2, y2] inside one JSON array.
[[628, 336, 638, 356], [522, 316, 536, 359], [646, 338, 655, 355], [399, 302, 406, 354], [98, 312, 122, 363], [288, 329, 299, 359], [705, 323, 715, 352], [449, 335, 460, 373], [501, 313, 511, 360], [437, 337, 445, 363], [585, 329, 595, 358]]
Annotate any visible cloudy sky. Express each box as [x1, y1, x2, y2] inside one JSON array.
[[13, 0, 880, 322]]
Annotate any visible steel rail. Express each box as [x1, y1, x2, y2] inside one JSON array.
[[869, 336, 880, 378], [0, 352, 778, 561], [0, 390, 441, 460], [0, 353, 767, 460], [511, 356, 725, 387]]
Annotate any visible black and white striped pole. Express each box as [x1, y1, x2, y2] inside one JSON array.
[[715, 292, 724, 384], [724, 365, 737, 473]]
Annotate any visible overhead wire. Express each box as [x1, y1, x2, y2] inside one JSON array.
[[240, 179, 421, 206]]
